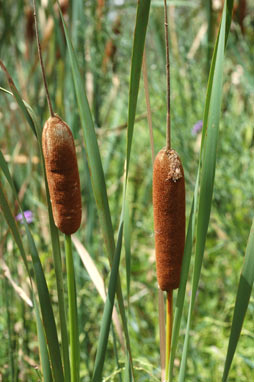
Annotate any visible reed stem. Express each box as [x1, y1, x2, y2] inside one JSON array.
[[65, 234, 80, 382], [165, 290, 173, 381], [143, 45, 167, 382], [51, 227, 71, 382], [164, 0, 171, 150], [33, 0, 54, 117]]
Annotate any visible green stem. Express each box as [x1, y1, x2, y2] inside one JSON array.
[[4, 279, 15, 382], [65, 234, 80, 382], [48, 206, 70, 382], [165, 290, 173, 381]]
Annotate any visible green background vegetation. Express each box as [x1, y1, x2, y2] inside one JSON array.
[[0, 0, 253, 381]]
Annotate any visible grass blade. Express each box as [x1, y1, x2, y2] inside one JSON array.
[[0, 86, 42, 143], [1, 258, 33, 307], [47, 208, 71, 382], [123, 0, 151, 318], [124, 198, 131, 305], [65, 235, 80, 382], [169, 174, 198, 381], [93, 1, 151, 379], [0, 61, 37, 137], [0, 153, 64, 381], [222, 219, 254, 381], [169, 1, 233, 377], [23, 215, 64, 382], [58, 5, 132, 357], [4, 278, 15, 382], [59, 2, 150, 380], [0, 72, 71, 381], [0, 172, 29, 276], [178, 1, 233, 380], [59, 7, 115, 263], [0, 184, 60, 381], [34, 297, 53, 382], [72, 235, 125, 349], [1, 106, 70, 382], [125, 0, 151, 178], [0, 152, 52, 382], [58, 6, 130, 378], [91, 222, 124, 382]]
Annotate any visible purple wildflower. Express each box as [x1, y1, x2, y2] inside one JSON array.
[[192, 120, 203, 136], [16, 210, 34, 224]]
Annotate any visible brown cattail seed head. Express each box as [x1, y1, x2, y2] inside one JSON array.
[[42, 115, 82, 235], [153, 148, 185, 291]]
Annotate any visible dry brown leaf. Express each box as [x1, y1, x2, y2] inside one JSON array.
[[72, 235, 124, 349], [1, 259, 33, 307]]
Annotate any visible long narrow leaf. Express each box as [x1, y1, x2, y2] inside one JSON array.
[[59, 7, 115, 263], [94, 1, 151, 379], [169, 174, 198, 381], [34, 297, 53, 382], [0, 153, 52, 381], [72, 235, 125, 349], [125, 0, 151, 178], [59, 2, 151, 381], [23, 217, 64, 382], [0, 184, 29, 276], [92, 222, 124, 382], [222, 219, 254, 381], [97, 2, 151, 380], [169, 1, 234, 379], [0, 61, 37, 137], [124, 199, 131, 305], [59, 5, 134, 375], [178, 2, 232, 380], [123, 0, 151, 317], [0, 154, 64, 381], [120, 2, 151, 379], [0, 184, 55, 381], [1, 67, 71, 381], [0, 80, 71, 381], [0, 86, 42, 140]]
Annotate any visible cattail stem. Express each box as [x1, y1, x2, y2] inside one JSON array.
[[165, 290, 173, 381], [164, 0, 171, 150], [142, 49, 166, 382], [33, 0, 54, 117], [65, 235, 80, 382], [158, 289, 166, 382]]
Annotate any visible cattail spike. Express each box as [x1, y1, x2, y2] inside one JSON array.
[[153, 148, 185, 291], [42, 115, 82, 235]]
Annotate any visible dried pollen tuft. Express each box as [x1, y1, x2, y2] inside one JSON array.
[[164, 149, 183, 181], [42, 115, 82, 235], [153, 148, 185, 291]]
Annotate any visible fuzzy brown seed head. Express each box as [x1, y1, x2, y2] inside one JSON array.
[[42, 115, 82, 235], [153, 148, 185, 291]]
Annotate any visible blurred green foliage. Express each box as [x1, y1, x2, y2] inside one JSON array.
[[0, 0, 254, 381]]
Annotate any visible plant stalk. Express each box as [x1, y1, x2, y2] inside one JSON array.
[[65, 234, 80, 382], [164, 0, 171, 150], [165, 290, 173, 381], [33, 0, 54, 117]]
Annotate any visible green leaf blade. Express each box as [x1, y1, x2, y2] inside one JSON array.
[[0, 153, 64, 382], [178, 1, 233, 380], [222, 220, 254, 381]]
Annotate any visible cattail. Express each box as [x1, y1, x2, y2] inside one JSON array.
[[42, 115, 82, 235], [25, 6, 35, 60], [153, 148, 185, 291]]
